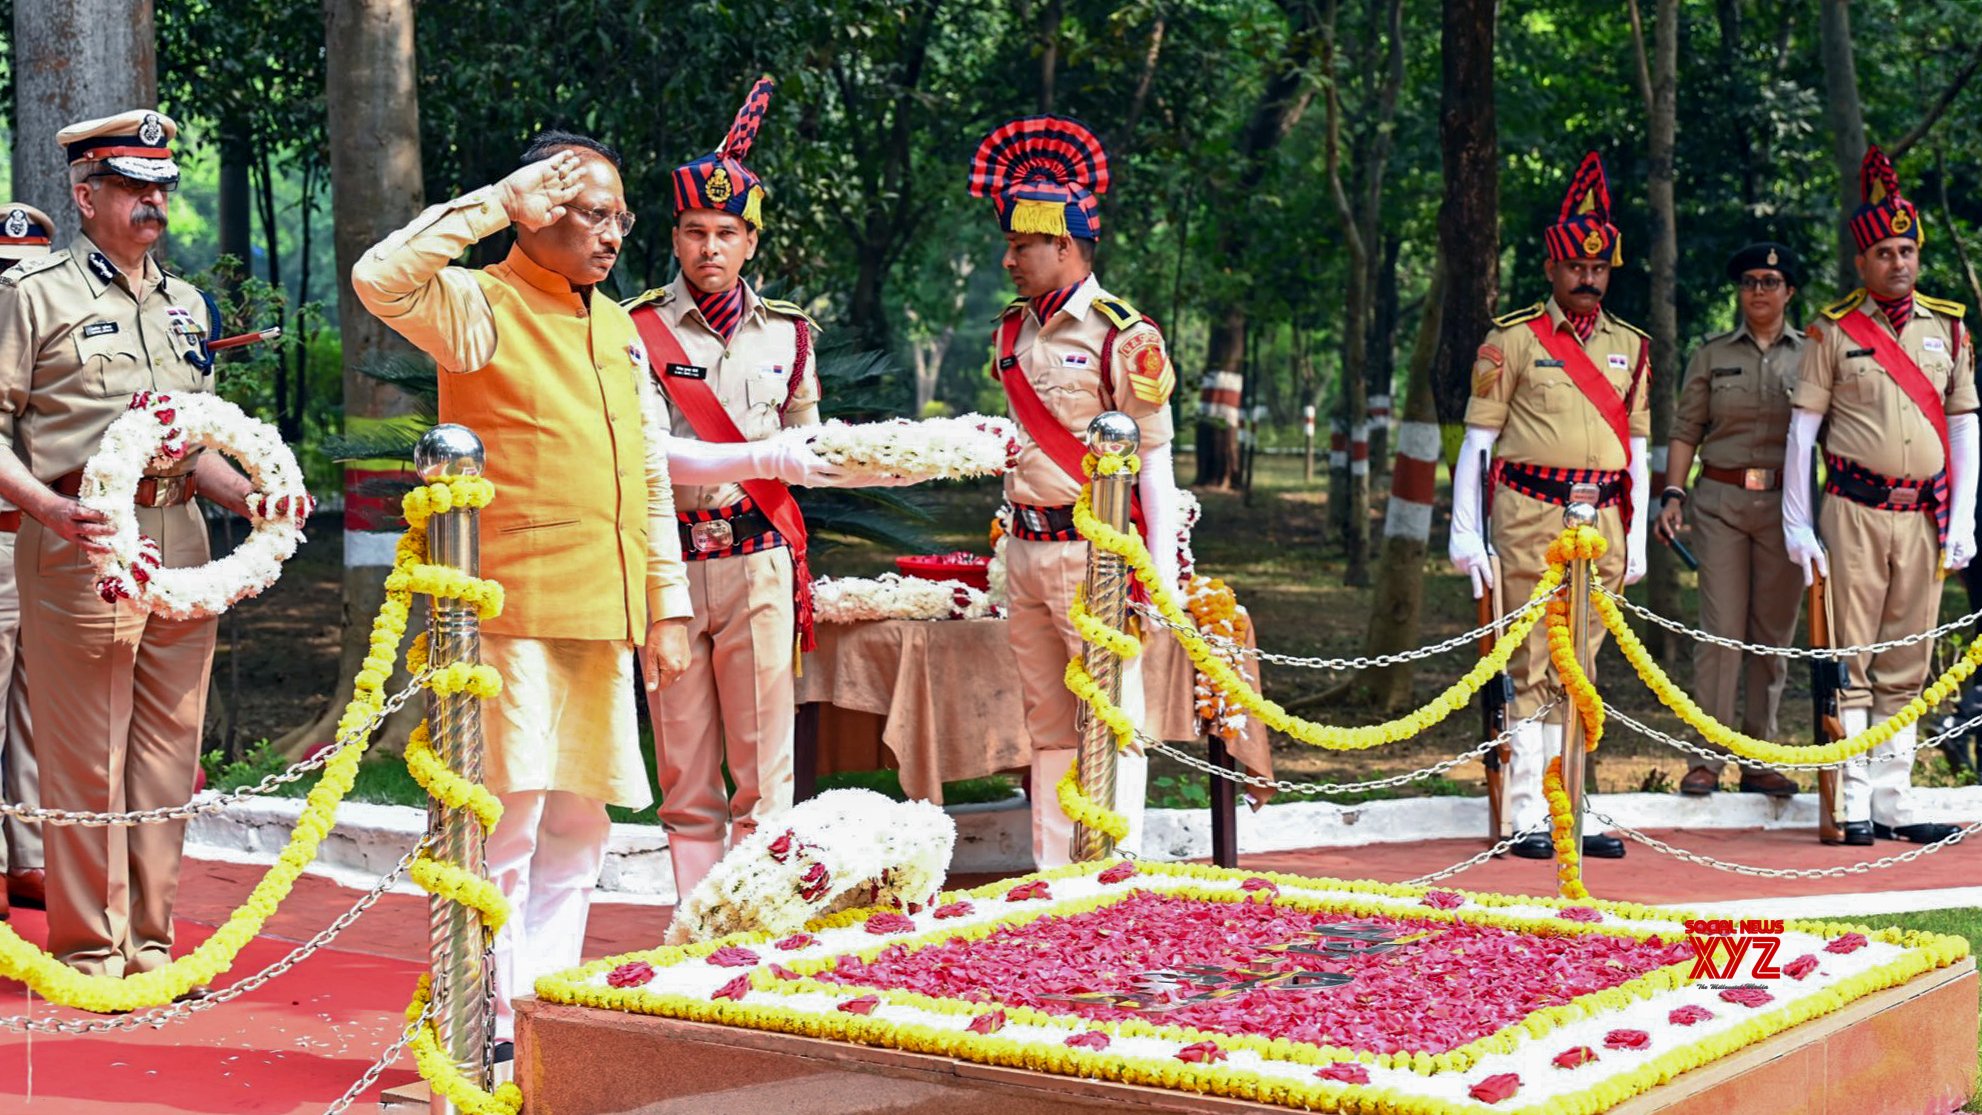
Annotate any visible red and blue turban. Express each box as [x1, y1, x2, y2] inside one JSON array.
[[968, 115, 1110, 241]]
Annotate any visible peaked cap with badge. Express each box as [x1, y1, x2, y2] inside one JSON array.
[[1544, 151, 1623, 265], [968, 115, 1110, 241], [673, 76, 775, 229], [0, 204, 55, 259], [1725, 241, 1800, 287], [1849, 145, 1920, 252], [57, 109, 180, 186]]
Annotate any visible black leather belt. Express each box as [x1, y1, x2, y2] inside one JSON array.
[[1008, 503, 1079, 541], [677, 505, 776, 554]]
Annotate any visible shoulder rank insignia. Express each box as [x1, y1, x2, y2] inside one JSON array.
[[1491, 303, 1546, 329], [1117, 325, 1174, 406], [1092, 295, 1141, 330], [760, 297, 820, 329], [996, 297, 1026, 322], [86, 251, 120, 285], [1917, 292, 1967, 320], [621, 286, 674, 312], [1606, 312, 1651, 341], [1821, 289, 1868, 321], [0, 250, 68, 286]]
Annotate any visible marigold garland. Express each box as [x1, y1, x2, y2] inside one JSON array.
[[1055, 757, 1131, 842], [1544, 758, 1590, 901], [406, 976, 524, 1115]]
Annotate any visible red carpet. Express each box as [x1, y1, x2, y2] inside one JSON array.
[[1, 825, 1974, 1112]]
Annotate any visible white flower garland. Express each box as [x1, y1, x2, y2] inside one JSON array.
[[796, 413, 1020, 483], [81, 391, 307, 620], [666, 788, 957, 945], [813, 572, 1003, 623]]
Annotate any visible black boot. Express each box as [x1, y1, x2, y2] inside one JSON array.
[[1838, 821, 1875, 846], [1872, 822, 1962, 844], [1582, 832, 1626, 859], [1509, 833, 1555, 860]]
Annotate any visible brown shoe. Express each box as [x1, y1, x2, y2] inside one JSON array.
[[7, 868, 45, 909], [1679, 767, 1719, 796], [1738, 769, 1799, 798]]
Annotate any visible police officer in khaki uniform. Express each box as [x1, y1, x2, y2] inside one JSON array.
[[0, 111, 301, 981], [1784, 146, 1975, 845], [626, 79, 845, 898], [968, 115, 1180, 868], [1450, 152, 1650, 861], [0, 202, 54, 922], [1659, 243, 1804, 797]]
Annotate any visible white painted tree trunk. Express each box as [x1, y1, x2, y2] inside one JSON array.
[[12, 0, 157, 246]]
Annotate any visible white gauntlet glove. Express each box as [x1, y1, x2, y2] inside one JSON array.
[[1781, 408, 1829, 585], [1448, 426, 1498, 598]]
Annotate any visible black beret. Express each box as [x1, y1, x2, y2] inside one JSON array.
[[1725, 242, 1801, 287]]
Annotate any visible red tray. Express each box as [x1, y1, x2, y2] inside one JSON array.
[[895, 552, 991, 590]]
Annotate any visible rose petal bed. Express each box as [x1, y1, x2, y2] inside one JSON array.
[[536, 860, 1969, 1113]]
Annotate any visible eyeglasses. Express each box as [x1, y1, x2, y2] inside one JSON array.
[[568, 204, 635, 235], [87, 172, 178, 195], [1737, 275, 1785, 292]]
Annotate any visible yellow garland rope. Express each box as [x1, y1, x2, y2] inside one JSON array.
[[1543, 758, 1590, 900], [407, 976, 525, 1115], [0, 476, 492, 1013], [1595, 586, 1982, 766], [1055, 754, 1131, 842]]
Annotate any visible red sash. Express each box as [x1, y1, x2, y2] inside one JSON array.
[[1833, 308, 1953, 471], [632, 309, 816, 651], [1524, 316, 1639, 527], [996, 311, 1147, 537]]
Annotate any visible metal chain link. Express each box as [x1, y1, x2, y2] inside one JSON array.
[[1593, 811, 1982, 878], [1142, 701, 1560, 796], [1404, 825, 1549, 885], [0, 671, 432, 828], [1596, 583, 1982, 659], [1131, 587, 1558, 671], [1610, 707, 1982, 773], [322, 994, 437, 1115], [0, 837, 430, 1035]]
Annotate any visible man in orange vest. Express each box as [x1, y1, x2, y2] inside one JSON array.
[[354, 131, 725, 1054]]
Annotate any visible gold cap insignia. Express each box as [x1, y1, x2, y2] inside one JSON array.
[[706, 167, 733, 205], [1581, 229, 1606, 255], [1766, 248, 1778, 266], [1892, 209, 1913, 234]]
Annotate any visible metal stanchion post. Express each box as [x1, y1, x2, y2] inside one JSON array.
[[1072, 411, 1141, 863], [1559, 501, 1597, 867], [415, 425, 492, 1114]]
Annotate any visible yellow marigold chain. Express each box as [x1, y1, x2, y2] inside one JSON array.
[[1068, 455, 1560, 750], [404, 723, 503, 832], [1544, 758, 1590, 900], [0, 478, 501, 1012], [406, 976, 524, 1115], [1594, 586, 1982, 766], [1054, 756, 1131, 842]]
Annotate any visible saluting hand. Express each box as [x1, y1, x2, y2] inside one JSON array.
[[498, 151, 584, 231], [42, 497, 114, 555]]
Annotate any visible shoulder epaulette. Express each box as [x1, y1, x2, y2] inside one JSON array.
[[760, 297, 820, 329], [0, 251, 69, 286], [1695, 328, 1736, 348], [996, 298, 1025, 322], [1918, 292, 1967, 320], [1606, 312, 1650, 341], [1491, 303, 1546, 329], [621, 285, 673, 312], [1821, 289, 1867, 321], [1092, 296, 1141, 330]]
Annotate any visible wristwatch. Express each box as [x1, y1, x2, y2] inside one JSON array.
[[1659, 486, 1687, 508]]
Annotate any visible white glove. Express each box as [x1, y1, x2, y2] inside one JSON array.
[[1781, 408, 1829, 585], [1625, 436, 1649, 585], [666, 436, 850, 487], [1947, 412, 1979, 571], [1136, 443, 1181, 593], [1448, 425, 1498, 598]]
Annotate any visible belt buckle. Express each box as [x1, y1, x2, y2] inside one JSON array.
[[1568, 482, 1601, 505], [1743, 468, 1773, 491], [142, 474, 186, 508], [689, 519, 735, 552], [1889, 486, 1920, 508], [1023, 507, 1047, 533]]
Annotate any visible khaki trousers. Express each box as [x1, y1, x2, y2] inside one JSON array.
[[1820, 497, 1940, 826], [1690, 479, 1802, 768], [1491, 486, 1625, 832], [0, 531, 39, 872], [650, 547, 795, 895], [19, 505, 213, 975]]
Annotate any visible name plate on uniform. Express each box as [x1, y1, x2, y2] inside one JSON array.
[[665, 363, 708, 380], [1535, 358, 1565, 367], [83, 321, 119, 338], [1845, 347, 1875, 358], [1711, 366, 1741, 377]]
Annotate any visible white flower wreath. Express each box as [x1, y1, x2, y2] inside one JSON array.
[[80, 391, 308, 620], [666, 788, 957, 945], [813, 572, 1003, 623], [794, 413, 1020, 483]]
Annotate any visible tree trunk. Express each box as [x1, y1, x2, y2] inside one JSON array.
[[1368, 234, 1401, 475], [1429, 0, 1498, 427], [1361, 264, 1445, 706], [1188, 0, 1323, 491], [1632, 0, 1683, 657], [279, 0, 428, 757], [1192, 309, 1247, 488], [218, 129, 254, 285], [1037, 0, 1064, 113], [13, 0, 157, 247], [1819, 0, 1867, 289]]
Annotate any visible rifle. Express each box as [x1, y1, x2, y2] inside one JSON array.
[[1808, 569, 1850, 844], [1477, 448, 1515, 844]]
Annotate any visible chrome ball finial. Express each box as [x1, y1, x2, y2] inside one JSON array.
[[1086, 411, 1141, 458], [1562, 502, 1599, 529], [414, 424, 486, 481]]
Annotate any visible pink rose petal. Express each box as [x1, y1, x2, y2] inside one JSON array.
[[1720, 986, 1775, 1008], [1176, 1040, 1227, 1063], [605, 961, 654, 989], [711, 974, 751, 1001], [932, 901, 975, 920], [707, 946, 760, 967], [1097, 862, 1137, 884], [774, 934, 817, 951], [837, 995, 881, 1015], [1825, 933, 1869, 955], [1005, 881, 1052, 902], [769, 964, 801, 981], [1553, 1046, 1599, 1069], [1064, 1030, 1111, 1051], [864, 912, 917, 935], [1315, 1062, 1370, 1084], [1468, 1073, 1521, 1104], [1558, 906, 1603, 923], [967, 1010, 1007, 1034], [1602, 1029, 1650, 1050], [1668, 1005, 1715, 1026], [1421, 890, 1465, 910], [1783, 954, 1820, 980], [1240, 877, 1279, 898]]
